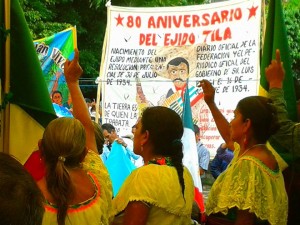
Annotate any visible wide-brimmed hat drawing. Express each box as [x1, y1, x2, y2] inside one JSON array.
[[150, 43, 208, 80]]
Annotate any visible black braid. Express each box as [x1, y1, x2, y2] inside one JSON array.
[[169, 140, 185, 198], [141, 106, 185, 198]]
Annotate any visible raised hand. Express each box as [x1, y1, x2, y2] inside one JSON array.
[[198, 79, 216, 106], [64, 48, 97, 153], [64, 48, 83, 83], [265, 49, 285, 88]]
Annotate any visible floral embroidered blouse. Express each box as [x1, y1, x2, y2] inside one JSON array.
[[205, 143, 288, 225]]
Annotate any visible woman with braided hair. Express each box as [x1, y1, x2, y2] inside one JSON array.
[[110, 106, 195, 225]]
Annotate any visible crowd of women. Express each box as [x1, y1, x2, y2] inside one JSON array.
[[1, 48, 299, 225]]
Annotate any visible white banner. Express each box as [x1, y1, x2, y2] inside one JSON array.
[[100, 0, 261, 155]]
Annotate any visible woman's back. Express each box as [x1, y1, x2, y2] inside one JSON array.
[[37, 169, 94, 205], [112, 165, 194, 225], [39, 50, 112, 225], [40, 151, 112, 225]]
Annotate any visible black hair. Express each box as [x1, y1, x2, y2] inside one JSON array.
[[101, 123, 115, 133], [237, 96, 280, 143], [0, 153, 45, 225], [167, 57, 190, 73], [141, 106, 185, 197], [85, 98, 92, 103], [93, 121, 105, 154], [52, 90, 62, 98], [193, 124, 200, 135]]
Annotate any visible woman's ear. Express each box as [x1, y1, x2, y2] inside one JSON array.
[[141, 130, 150, 146], [243, 118, 252, 132]]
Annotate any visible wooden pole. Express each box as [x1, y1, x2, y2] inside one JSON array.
[[95, 28, 109, 124], [2, 0, 11, 154], [95, 77, 102, 124], [261, 0, 266, 52]]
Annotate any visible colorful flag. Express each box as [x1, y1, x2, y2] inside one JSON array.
[[34, 26, 77, 116], [181, 79, 202, 192], [1, 0, 57, 163], [259, 0, 297, 121]]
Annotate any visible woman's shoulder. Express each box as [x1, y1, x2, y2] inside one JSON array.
[[249, 148, 278, 171], [83, 150, 108, 173], [132, 164, 192, 177], [237, 145, 279, 174], [37, 177, 54, 203], [82, 150, 113, 207], [129, 164, 172, 179], [120, 164, 193, 191]]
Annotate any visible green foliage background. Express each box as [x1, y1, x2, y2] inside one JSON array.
[[19, 0, 300, 98], [283, 0, 300, 78]]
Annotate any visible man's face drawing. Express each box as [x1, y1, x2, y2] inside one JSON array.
[[167, 62, 188, 89]]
